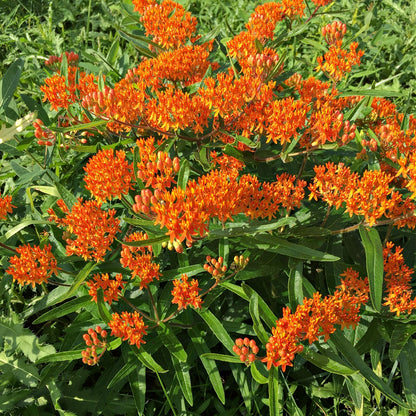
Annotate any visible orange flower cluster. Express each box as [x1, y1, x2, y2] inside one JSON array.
[[322, 21, 347, 46], [171, 274, 202, 310], [140, 168, 306, 243], [7, 244, 59, 287], [309, 162, 416, 227], [48, 199, 120, 262], [45, 51, 79, 70], [204, 256, 227, 280], [0, 195, 14, 220], [82, 326, 108, 366], [317, 39, 364, 82], [87, 273, 125, 305], [41, 65, 99, 111], [84, 149, 134, 202], [137, 0, 198, 49], [263, 268, 369, 371], [109, 311, 148, 348], [383, 242, 416, 316], [120, 232, 161, 289]]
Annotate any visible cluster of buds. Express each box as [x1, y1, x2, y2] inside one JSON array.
[[340, 120, 357, 145], [161, 239, 184, 253], [45, 51, 79, 71], [82, 89, 110, 115], [33, 119, 56, 146], [230, 255, 249, 272], [81, 326, 108, 366], [233, 337, 259, 365], [361, 137, 378, 153], [133, 188, 159, 215], [204, 256, 227, 280], [322, 21, 347, 45]]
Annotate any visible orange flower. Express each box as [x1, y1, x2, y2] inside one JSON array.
[[87, 273, 125, 305], [81, 326, 108, 366], [383, 242, 416, 316], [171, 274, 202, 310], [0, 195, 15, 220], [7, 244, 59, 287], [120, 232, 161, 289], [316, 40, 364, 82], [263, 269, 368, 371], [139, 0, 198, 50], [48, 198, 120, 262], [84, 149, 134, 202], [109, 311, 148, 348]]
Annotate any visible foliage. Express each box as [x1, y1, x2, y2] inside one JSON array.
[[1, 0, 416, 415]]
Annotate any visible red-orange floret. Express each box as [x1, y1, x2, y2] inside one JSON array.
[[0, 195, 15, 220], [109, 311, 148, 348], [7, 244, 59, 288], [84, 149, 134, 202], [171, 274, 202, 310], [87, 273, 125, 305], [48, 198, 120, 262]]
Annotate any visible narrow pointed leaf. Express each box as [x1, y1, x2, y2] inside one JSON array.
[[399, 339, 416, 409], [359, 225, 383, 311], [172, 354, 193, 405], [158, 322, 187, 362]]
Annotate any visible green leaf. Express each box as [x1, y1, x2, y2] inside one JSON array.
[[177, 159, 190, 190], [399, 339, 416, 409], [129, 365, 146, 416], [244, 234, 339, 262], [96, 288, 113, 324], [251, 360, 269, 384], [172, 354, 193, 405], [359, 226, 383, 311], [301, 348, 357, 375], [347, 373, 371, 401], [248, 290, 269, 345], [241, 284, 277, 330], [268, 366, 281, 416], [55, 262, 96, 304], [33, 296, 92, 324], [355, 318, 381, 355], [0, 351, 40, 387], [198, 309, 235, 353], [119, 234, 169, 247], [36, 350, 83, 364], [199, 353, 241, 363], [2, 220, 47, 242], [330, 331, 411, 408], [189, 328, 225, 404], [157, 322, 187, 362], [0, 58, 24, 113], [288, 260, 304, 311], [389, 323, 416, 362], [130, 345, 167, 373], [107, 358, 139, 389]]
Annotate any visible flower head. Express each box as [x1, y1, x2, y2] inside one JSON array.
[[87, 273, 125, 305], [0, 195, 15, 220], [171, 274, 202, 310], [48, 198, 120, 262], [7, 244, 59, 287], [109, 311, 148, 348], [84, 149, 134, 203]]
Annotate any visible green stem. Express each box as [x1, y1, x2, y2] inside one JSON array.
[[155, 371, 178, 416]]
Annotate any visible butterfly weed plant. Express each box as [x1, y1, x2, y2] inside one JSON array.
[[1, 0, 416, 414]]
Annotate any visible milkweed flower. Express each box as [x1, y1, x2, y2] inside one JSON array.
[[171, 274, 202, 310], [81, 326, 108, 366], [0, 195, 15, 220], [6, 244, 59, 287], [87, 273, 125, 305], [109, 311, 148, 348], [84, 149, 134, 202], [263, 269, 369, 371], [120, 232, 161, 289], [48, 198, 120, 262]]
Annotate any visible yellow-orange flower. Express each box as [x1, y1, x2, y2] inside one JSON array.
[[0, 195, 14, 220], [84, 149, 134, 202], [171, 274, 202, 310], [7, 244, 59, 287], [87, 273, 125, 305], [109, 311, 148, 348], [48, 198, 120, 262]]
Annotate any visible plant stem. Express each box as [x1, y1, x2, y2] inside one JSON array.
[[119, 295, 154, 322]]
